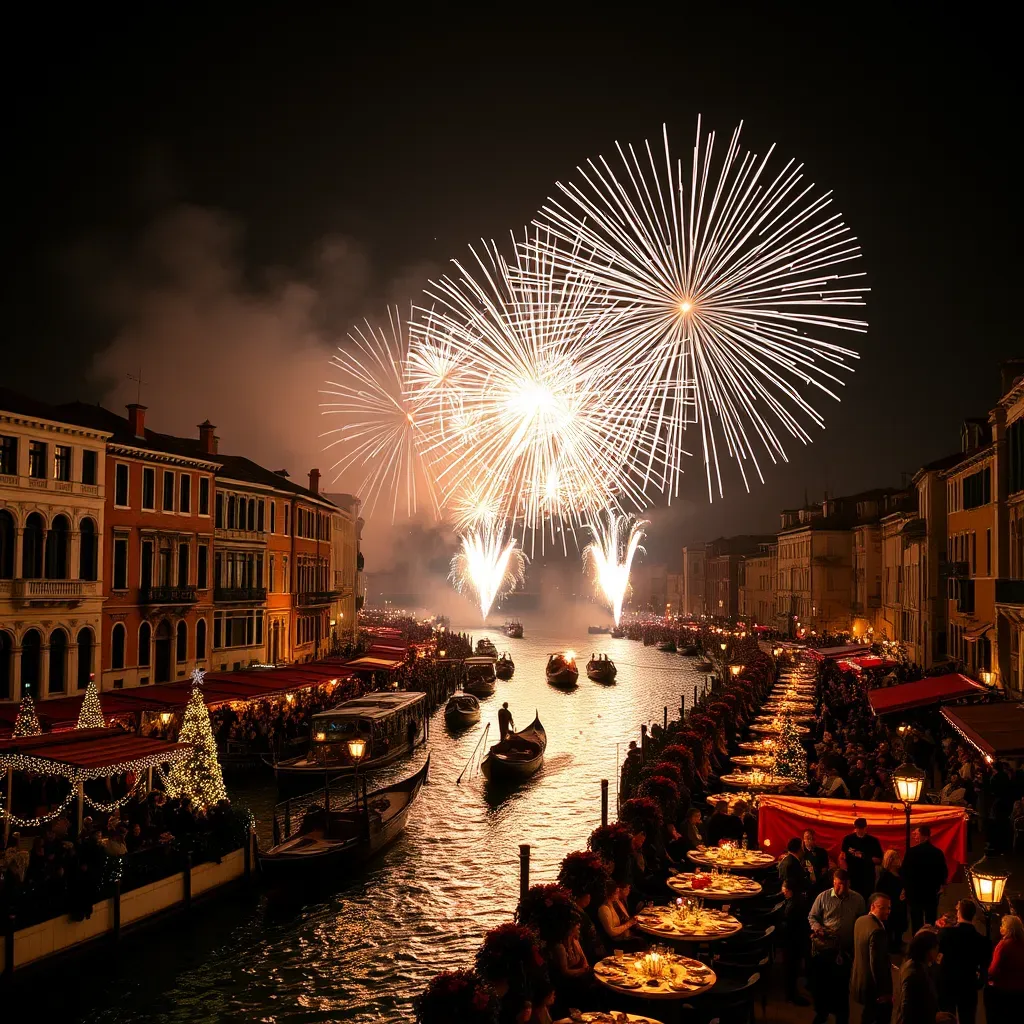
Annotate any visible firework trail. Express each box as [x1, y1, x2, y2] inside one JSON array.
[[449, 520, 527, 621], [583, 510, 647, 626]]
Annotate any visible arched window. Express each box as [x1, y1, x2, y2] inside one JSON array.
[[176, 621, 187, 662], [79, 517, 98, 580], [111, 623, 126, 670], [76, 627, 94, 689], [48, 628, 68, 694], [21, 629, 41, 695], [45, 514, 71, 579], [139, 621, 152, 667], [0, 630, 13, 701], [22, 512, 44, 578], [0, 509, 14, 579], [154, 620, 172, 683], [196, 618, 207, 659]]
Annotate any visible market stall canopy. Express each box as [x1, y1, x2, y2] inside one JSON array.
[[0, 728, 189, 780], [758, 794, 968, 881], [941, 702, 1024, 759], [868, 673, 988, 716], [809, 644, 869, 659], [0, 656, 361, 733]]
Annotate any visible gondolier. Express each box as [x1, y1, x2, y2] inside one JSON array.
[[498, 702, 514, 740]]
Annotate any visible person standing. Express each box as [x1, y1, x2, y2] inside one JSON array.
[[851, 893, 894, 1024], [842, 817, 884, 904], [985, 913, 1024, 1024], [896, 929, 954, 1024], [781, 877, 811, 1006], [937, 899, 990, 1024], [876, 849, 908, 953], [802, 828, 832, 896], [808, 869, 866, 1024], [497, 702, 514, 741], [901, 826, 948, 932], [779, 837, 806, 893]]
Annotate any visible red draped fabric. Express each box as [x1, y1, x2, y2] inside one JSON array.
[[757, 795, 968, 881]]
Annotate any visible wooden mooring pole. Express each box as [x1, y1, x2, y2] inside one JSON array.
[[519, 844, 531, 898], [600, 779, 609, 826]]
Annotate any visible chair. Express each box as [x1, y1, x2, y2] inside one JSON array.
[[689, 972, 761, 1024]]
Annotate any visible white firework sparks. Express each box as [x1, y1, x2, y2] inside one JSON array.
[[449, 520, 527, 621], [531, 119, 866, 500], [320, 308, 442, 523], [583, 509, 647, 626]]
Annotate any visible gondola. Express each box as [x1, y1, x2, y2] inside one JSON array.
[[587, 625, 611, 635], [480, 714, 546, 781], [444, 693, 481, 728], [610, 628, 626, 639], [505, 620, 524, 639], [695, 657, 713, 672], [679, 644, 698, 656], [463, 656, 498, 697], [658, 639, 677, 653], [260, 757, 429, 883], [495, 652, 515, 680], [545, 652, 579, 688], [476, 637, 498, 657], [586, 654, 617, 683]]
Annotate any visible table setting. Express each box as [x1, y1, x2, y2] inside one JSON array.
[[667, 869, 762, 900], [634, 899, 743, 941], [555, 1013, 666, 1024], [687, 844, 775, 871], [593, 948, 716, 1000], [749, 718, 810, 735], [730, 753, 775, 769], [718, 768, 799, 790], [737, 738, 777, 754]]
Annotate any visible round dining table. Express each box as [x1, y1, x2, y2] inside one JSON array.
[[730, 753, 775, 769], [554, 1014, 666, 1024], [687, 848, 776, 872], [718, 770, 800, 790], [593, 952, 716, 1001], [634, 904, 743, 942], [668, 871, 762, 900]]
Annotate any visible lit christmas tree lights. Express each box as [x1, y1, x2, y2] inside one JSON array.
[[163, 668, 228, 809], [13, 693, 42, 737], [772, 717, 808, 785], [76, 679, 105, 730]]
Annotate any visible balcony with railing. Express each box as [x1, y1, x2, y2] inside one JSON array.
[[297, 590, 341, 607], [10, 579, 98, 604], [140, 586, 198, 605], [214, 586, 268, 603]]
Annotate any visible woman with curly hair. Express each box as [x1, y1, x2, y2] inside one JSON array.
[[587, 823, 633, 881], [556, 851, 609, 964], [474, 922, 547, 1014], [415, 969, 500, 1024]]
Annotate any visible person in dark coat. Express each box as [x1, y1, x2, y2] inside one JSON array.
[[851, 893, 894, 1024], [705, 799, 743, 846], [842, 817, 884, 905], [781, 878, 811, 1006], [937, 899, 990, 1024], [876, 848, 908, 953], [802, 828, 832, 895], [896, 929, 952, 1024], [901, 826, 948, 932], [779, 837, 807, 893]]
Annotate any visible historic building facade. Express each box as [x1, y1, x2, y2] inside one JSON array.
[[0, 391, 109, 701], [738, 544, 776, 626], [680, 545, 706, 619]]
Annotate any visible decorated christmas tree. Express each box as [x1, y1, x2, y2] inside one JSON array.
[[76, 679, 105, 729], [163, 668, 228, 809], [772, 717, 808, 785], [13, 693, 42, 737]]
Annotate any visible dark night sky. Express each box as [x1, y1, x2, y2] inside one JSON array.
[[3, 7, 1017, 567]]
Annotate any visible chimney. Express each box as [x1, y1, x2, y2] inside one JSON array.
[[197, 420, 219, 455], [308, 468, 321, 495], [126, 404, 147, 439]]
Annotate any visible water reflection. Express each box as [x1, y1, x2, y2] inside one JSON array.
[[63, 618, 709, 1023]]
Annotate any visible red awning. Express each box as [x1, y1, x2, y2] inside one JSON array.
[[0, 728, 189, 777], [809, 644, 870, 659], [941, 703, 1024, 759], [868, 673, 988, 716]]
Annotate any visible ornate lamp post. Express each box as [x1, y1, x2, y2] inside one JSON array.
[[892, 761, 926, 854], [347, 736, 367, 815], [968, 853, 1011, 940]]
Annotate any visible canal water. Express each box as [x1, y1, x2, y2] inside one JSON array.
[[64, 620, 710, 1023]]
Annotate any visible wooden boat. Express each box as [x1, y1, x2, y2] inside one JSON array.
[[275, 692, 427, 795], [695, 658, 713, 672], [260, 757, 429, 882], [611, 628, 626, 639], [586, 654, 617, 683], [545, 652, 579, 688], [587, 624, 611, 635], [505, 620, 524, 639], [480, 715, 546, 781], [679, 644, 698, 656], [476, 637, 498, 657], [445, 693, 481, 728], [463, 656, 498, 697], [495, 653, 515, 680], [658, 639, 677, 653]]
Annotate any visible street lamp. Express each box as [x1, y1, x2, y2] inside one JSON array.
[[347, 736, 367, 815], [730, 664, 744, 678], [892, 761, 926, 853], [968, 853, 1011, 940]]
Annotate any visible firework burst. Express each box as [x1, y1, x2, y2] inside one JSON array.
[[583, 509, 647, 626], [449, 520, 527, 620], [531, 119, 866, 500]]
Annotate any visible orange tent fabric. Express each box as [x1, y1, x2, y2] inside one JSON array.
[[758, 794, 968, 881]]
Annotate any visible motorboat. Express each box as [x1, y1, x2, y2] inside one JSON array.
[[444, 693, 481, 728], [545, 651, 579, 688], [679, 645, 698, 656], [463, 656, 498, 697], [261, 758, 429, 882], [476, 637, 498, 657], [495, 652, 515, 680], [480, 715, 546, 781], [505, 620, 524, 639], [586, 654, 617, 684], [587, 625, 611, 635], [611, 628, 626, 639]]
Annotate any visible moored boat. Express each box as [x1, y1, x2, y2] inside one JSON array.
[[545, 651, 579, 688], [695, 657, 713, 672], [586, 654, 617, 683], [463, 656, 498, 697], [275, 692, 426, 795], [587, 624, 611, 635], [476, 637, 498, 657], [260, 757, 429, 882], [611, 628, 626, 639], [679, 644, 698, 656], [658, 639, 677, 653], [480, 715, 546, 781], [444, 693, 481, 728], [495, 652, 515, 680], [505, 620, 524, 639]]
